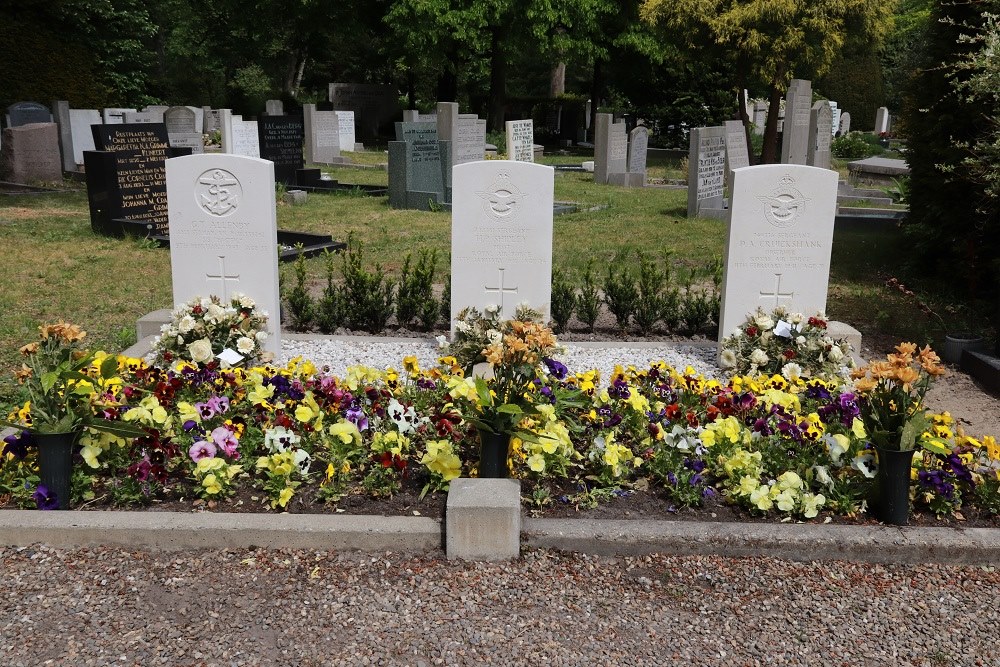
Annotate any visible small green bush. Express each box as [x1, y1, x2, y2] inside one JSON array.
[[284, 245, 314, 331], [603, 256, 638, 331], [315, 248, 345, 334], [576, 261, 602, 333], [550, 268, 576, 333], [832, 131, 879, 159], [341, 235, 394, 333], [396, 249, 439, 330]]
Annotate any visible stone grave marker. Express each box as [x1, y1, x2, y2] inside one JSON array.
[[187, 106, 205, 134], [258, 115, 304, 184], [807, 101, 833, 170], [86, 123, 171, 235], [328, 82, 397, 141], [203, 108, 222, 134], [388, 122, 445, 210], [102, 108, 136, 124], [717, 164, 838, 349], [686, 125, 726, 218], [303, 103, 341, 164], [6, 102, 52, 127], [455, 115, 487, 165], [165, 153, 281, 356], [221, 111, 260, 158], [124, 110, 164, 124], [52, 101, 76, 172], [265, 100, 284, 116], [68, 109, 101, 166], [0, 123, 63, 182], [505, 119, 534, 162], [335, 111, 356, 151], [838, 112, 851, 135], [724, 120, 751, 191], [753, 101, 768, 133], [828, 101, 841, 137], [164, 107, 202, 155], [451, 160, 554, 326], [780, 79, 812, 165], [594, 113, 627, 184], [875, 107, 890, 134], [627, 126, 649, 176]]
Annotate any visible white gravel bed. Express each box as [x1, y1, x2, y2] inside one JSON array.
[[2, 545, 997, 665], [282, 337, 722, 384]]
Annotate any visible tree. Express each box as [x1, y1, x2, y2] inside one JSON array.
[[640, 0, 895, 162]]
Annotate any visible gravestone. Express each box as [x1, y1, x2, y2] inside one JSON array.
[[102, 108, 136, 124], [52, 101, 76, 172], [724, 120, 750, 190], [686, 125, 727, 218], [388, 123, 445, 210], [627, 126, 649, 177], [875, 107, 890, 134], [303, 104, 341, 164], [451, 161, 554, 327], [68, 109, 101, 165], [265, 100, 284, 116], [505, 119, 534, 162], [455, 115, 487, 165], [402, 110, 420, 122], [165, 153, 281, 356], [0, 123, 62, 182], [328, 82, 397, 141], [752, 101, 768, 133], [203, 108, 222, 134], [828, 101, 841, 137], [838, 112, 851, 136], [593, 113, 627, 184], [187, 106, 205, 134], [807, 102, 833, 170], [164, 106, 196, 135], [258, 115, 304, 184], [335, 111, 356, 151], [221, 111, 260, 158], [717, 164, 838, 348], [780, 79, 812, 165], [124, 111, 163, 124], [6, 102, 52, 127], [85, 123, 171, 235]]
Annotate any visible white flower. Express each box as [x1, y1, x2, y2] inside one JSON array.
[[829, 346, 844, 362], [750, 349, 769, 366], [435, 335, 448, 349], [485, 304, 499, 314], [852, 453, 876, 479], [754, 314, 775, 330], [795, 335, 807, 346], [802, 493, 825, 518], [775, 489, 797, 512], [187, 338, 214, 363], [264, 425, 300, 452], [204, 303, 226, 323], [781, 362, 802, 381], [292, 448, 311, 475], [824, 433, 851, 465], [236, 336, 255, 354], [487, 329, 502, 345], [813, 465, 833, 488], [178, 315, 197, 334], [719, 349, 738, 369], [455, 320, 471, 333], [255, 331, 268, 342], [238, 294, 256, 308]]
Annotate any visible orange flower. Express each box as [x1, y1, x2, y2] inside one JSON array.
[[893, 366, 920, 387], [895, 342, 918, 356], [850, 366, 869, 380], [854, 377, 877, 393], [19, 342, 39, 355], [14, 364, 32, 382]]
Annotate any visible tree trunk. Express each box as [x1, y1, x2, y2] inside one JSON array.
[[487, 27, 507, 131], [589, 59, 604, 143], [550, 62, 566, 97], [737, 87, 755, 166], [760, 82, 784, 164], [436, 46, 458, 102]]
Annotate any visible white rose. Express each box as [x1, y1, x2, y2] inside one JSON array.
[[485, 304, 499, 314], [719, 349, 738, 369], [204, 303, 226, 323], [187, 338, 214, 363], [178, 315, 196, 334], [455, 321, 471, 333], [238, 294, 255, 308], [255, 331, 268, 342], [487, 329, 502, 345], [754, 314, 775, 330], [795, 335, 806, 346], [236, 337, 255, 354], [750, 349, 769, 366], [435, 335, 449, 349], [829, 346, 844, 362], [781, 362, 802, 381]]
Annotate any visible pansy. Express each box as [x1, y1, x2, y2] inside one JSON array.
[[189, 440, 218, 462]]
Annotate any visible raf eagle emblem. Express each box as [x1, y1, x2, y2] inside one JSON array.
[[756, 174, 809, 228], [477, 172, 526, 222]]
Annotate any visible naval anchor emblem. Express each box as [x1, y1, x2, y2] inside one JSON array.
[[757, 174, 809, 228], [477, 172, 526, 222], [196, 169, 242, 217]]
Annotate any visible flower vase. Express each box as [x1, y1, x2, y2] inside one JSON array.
[[872, 446, 917, 525], [35, 432, 79, 510], [479, 431, 511, 479]]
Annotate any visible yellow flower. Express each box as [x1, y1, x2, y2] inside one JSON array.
[[295, 404, 315, 423], [403, 356, 420, 374], [247, 382, 276, 405], [527, 453, 546, 473], [201, 473, 222, 495], [984, 436, 1000, 462], [276, 486, 295, 508], [328, 419, 361, 447], [177, 401, 200, 423]]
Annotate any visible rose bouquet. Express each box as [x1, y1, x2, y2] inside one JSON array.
[[152, 294, 270, 368]]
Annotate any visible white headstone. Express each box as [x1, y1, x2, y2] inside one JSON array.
[[166, 153, 281, 355], [780, 79, 812, 165], [752, 101, 768, 133], [454, 115, 486, 165], [875, 107, 890, 134], [828, 101, 841, 136], [838, 112, 851, 135], [187, 106, 205, 134], [687, 125, 726, 217], [718, 164, 838, 348], [124, 110, 163, 124], [807, 102, 833, 170], [335, 111, 356, 151], [69, 109, 100, 165], [171, 133, 205, 154], [628, 126, 649, 176], [303, 104, 341, 164], [724, 120, 751, 190], [451, 161, 554, 327], [221, 111, 260, 158], [505, 119, 534, 162], [102, 108, 136, 124]]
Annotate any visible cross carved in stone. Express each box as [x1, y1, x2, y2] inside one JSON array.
[[483, 267, 519, 313], [206, 255, 240, 300], [759, 273, 794, 307]]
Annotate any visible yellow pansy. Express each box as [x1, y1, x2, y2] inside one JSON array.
[[201, 473, 222, 495], [276, 486, 295, 508], [851, 418, 867, 439], [527, 453, 546, 473], [328, 419, 361, 447], [177, 401, 200, 423]]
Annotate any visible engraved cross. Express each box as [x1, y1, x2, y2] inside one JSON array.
[[206, 256, 240, 300], [483, 268, 519, 313], [759, 273, 794, 307]]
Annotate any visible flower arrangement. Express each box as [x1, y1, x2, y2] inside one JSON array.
[[851, 342, 946, 451], [719, 306, 855, 380], [152, 294, 270, 368]]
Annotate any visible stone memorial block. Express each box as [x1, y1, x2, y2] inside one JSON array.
[[203, 108, 222, 134], [388, 138, 445, 210], [124, 111, 163, 124], [838, 112, 851, 135], [166, 153, 281, 356], [86, 123, 171, 234], [780, 79, 812, 165], [752, 101, 768, 133], [505, 119, 534, 162], [165, 107, 197, 135], [807, 102, 833, 170], [69, 109, 101, 165], [143, 105, 170, 115], [437, 102, 460, 142], [686, 125, 726, 218], [7, 102, 52, 127], [328, 82, 398, 141], [875, 107, 890, 134], [593, 113, 627, 184], [402, 110, 420, 122], [52, 101, 76, 172], [0, 123, 62, 182], [335, 111, 356, 151], [221, 111, 259, 157], [188, 106, 205, 134], [717, 164, 838, 349], [628, 126, 649, 175], [265, 99, 284, 116], [395, 121, 437, 143], [258, 115, 304, 184], [102, 108, 136, 124], [828, 101, 841, 136], [303, 104, 341, 164], [451, 161, 554, 326], [454, 115, 487, 165], [724, 120, 751, 191], [170, 133, 205, 154]]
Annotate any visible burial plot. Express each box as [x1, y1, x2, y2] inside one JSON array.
[[505, 119, 534, 162], [165, 153, 281, 356], [807, 102, 833, 170], [6, 102, 52, 127], [686, 125, 727, 219], [717, 164, 838, 348], [594, 113, 627, 184], [328, 83, 397, 142], [451, 161, 554, 328], [258, 115, 304, 185], [780, 79, 812, 165], [0, 123, 63, 183], [303, 104, 341, 165]]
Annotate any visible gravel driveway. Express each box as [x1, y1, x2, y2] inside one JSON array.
[[2, 545, 997, 666]]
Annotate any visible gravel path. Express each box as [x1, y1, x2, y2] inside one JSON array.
[[3, 545, 997, 666]]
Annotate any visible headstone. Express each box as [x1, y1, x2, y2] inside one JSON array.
[[86, 123, 171, 234], [454, 115, 487, 165], [838, 112, 851, 135], [437, 102, 459, 143], [328, 82, 398, 141], [143, 105, 170, 115], [221, 111, 260, 158], [102, 108, 136, 124], [451, 161, 555, 326], [828, 101, 841, 137], [52, 101, 76, 173], [875, 107, 890, 134], [68, 109, 101, 165], [124, 111, 163, 124], [203, 108, 222, 134], [593, 113, 627, 184], [505, 119, 534, 162], [164, 106, 197, 135], [187, 106, 205, 134], [0, 123, 63, 182], [6, 102, 52, 127], [303, 103, 341, 165], [717, 164, 838, 349], [752, 101, 768, 133], [258, 115, 304, 184], [388, 129, 445, 210], [165, 153, 281, 356], [627, 126, 649, 177], [170, 133, 205, 154], [724, 120, 751, 190], [335, 111, 356, 151], [402, 110, 420, 122], [807, 102, 833, 170], [265, 100, 284, 116], [780, 79, 812, 164], [686, 125, 726, 218]]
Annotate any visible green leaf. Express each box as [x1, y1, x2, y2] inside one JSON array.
[[474, 377, 493, 407], [100, 356, 119, 379], [40, 371, 58, 394], [88, 419, 146, 439], [496, 404, 523, 415]]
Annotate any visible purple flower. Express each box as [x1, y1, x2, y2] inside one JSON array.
[[32, 484, 59, 510], [666, 472, 678, 486], [194, 401, 216, 420], [608, 378, 631, 400], [684, 458, 706, 473], [702, 487, 718, 498], [207, 395, 230, 415], [189, 440, 217, 462], [689, 474, 703, 486], [345, 405, 369, 431], [182, 419, 201, 433], [2, 430, 33, 460], [211, 427, 239, 457], [543, 358, 568, 380]]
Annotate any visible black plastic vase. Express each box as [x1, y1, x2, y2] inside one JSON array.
[[35, 432, 78, 510], [873, 446, 917, 525], [478, 431, 511, 479]]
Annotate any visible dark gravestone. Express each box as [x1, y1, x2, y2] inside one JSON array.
[[85, 124, 171, 236], [7, 102, 52, 127], [258, 115, 304, 185], [388, 138, 445, 210]]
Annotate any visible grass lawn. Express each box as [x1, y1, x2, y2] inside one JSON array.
[[0, 153, 990, 411]]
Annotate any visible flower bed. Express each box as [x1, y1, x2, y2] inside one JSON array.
[[3, 347, 999, 522]]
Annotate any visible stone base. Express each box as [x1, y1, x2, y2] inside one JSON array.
[[446, 478, 521, 561], [283, 189, 308, 205], [607, 172, 645, 188], [136, 309, 172, 341], [827, 320, 863, 358]]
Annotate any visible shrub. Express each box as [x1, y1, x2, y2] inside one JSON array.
[[284, 246, 314, 331], [575, 260, 602, 333], [550, 268, 576, 333], [831, 131, 877, 159], [396, 249, 439, 330], [315, 248, 345, 334], [341, 235, 394, 333], [634, 251, 670, 335], [603, 257, 638, 331]]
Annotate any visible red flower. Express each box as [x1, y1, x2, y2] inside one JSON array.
[[783, 349, 797, 359], [746, 326, 758, 337], [807, 316, 827, 328]]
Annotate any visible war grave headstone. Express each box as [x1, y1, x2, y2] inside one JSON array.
[[165, 153, 281, 356], [187, 106, 205, 134], [717, 164, 838, 350], [451, 160, 555, 328], [52, 101, 76, 173], [265, 100, 284, 116], [102, 108, 136, 124], [875, 107, 890, 134], [6, 102, 52, 127], [724, 120, 751, 192], [0, 123, 63, 183], [686, 125, 727, 219], [303, 104, 342, 165], [335, 111, 357, 151], [388, 121, 445, 210], [505, 119, 534, 162], [85, 123, 173, 235], [258, 115, 304, 184], [838, 112, 851, 136], [780, 79, 812, 165], [328, 83, 397, 142], [593, 113, 627, 184], [807, 102, 833, 170]]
